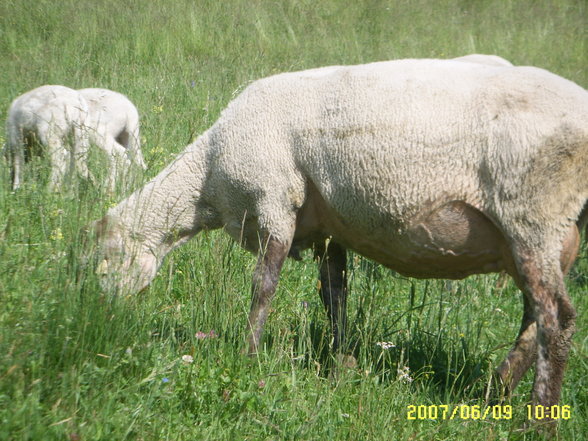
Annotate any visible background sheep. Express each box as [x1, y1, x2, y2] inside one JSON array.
[[6, 85, 92, 190], [92, 58, 588, 418], [78, 88, 147, 190], [5, 86, 146, 191]]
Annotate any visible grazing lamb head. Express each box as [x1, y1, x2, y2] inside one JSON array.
[[92, 215, 158, 295]]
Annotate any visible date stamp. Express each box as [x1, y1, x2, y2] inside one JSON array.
[[526, 405, 571, 420], [407, 404, 513, 420], [406, 404, 572, 420]]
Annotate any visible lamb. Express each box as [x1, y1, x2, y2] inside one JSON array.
[[6, 85, 91, 190], [6, 86, 146, 191], [78, 88, 147, 190], [91, 58, 588, 417]]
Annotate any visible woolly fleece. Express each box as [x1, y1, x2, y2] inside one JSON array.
[[96, 58, 588, 293]]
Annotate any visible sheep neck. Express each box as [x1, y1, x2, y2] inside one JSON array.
[[111, 133, 214, 261]]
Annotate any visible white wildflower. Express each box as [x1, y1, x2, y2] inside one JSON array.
[[375, 341, 396, 350], [181, 354, 194, 364], [397, 365, 413, 383]]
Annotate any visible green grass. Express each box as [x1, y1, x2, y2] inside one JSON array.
[[1, 0, 587, 439]]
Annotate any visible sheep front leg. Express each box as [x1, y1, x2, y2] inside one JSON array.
[[314, 240, 348, 353], [516, 253, 577, 418], [246, 237, 289, 355]]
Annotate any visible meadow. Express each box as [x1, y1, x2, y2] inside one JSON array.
[[0, 0, 587, 439]]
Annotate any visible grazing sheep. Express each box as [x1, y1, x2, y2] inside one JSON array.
[[453, 53, 514, 67], [6, 85, 91, 190], [78, 88, 147, 190], [91, 58, 588, 416]]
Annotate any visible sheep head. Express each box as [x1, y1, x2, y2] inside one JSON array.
[[91, 214, 158, 295]]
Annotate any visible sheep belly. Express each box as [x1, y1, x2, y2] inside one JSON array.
[[296, 197, 509, 279], [397, 200, 509, 279]]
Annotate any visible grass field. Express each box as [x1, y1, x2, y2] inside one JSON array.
[[1, 0, 587, 439]]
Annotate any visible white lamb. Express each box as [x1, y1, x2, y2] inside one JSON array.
[[91, 59, 588, 417], [6, 85, 91, 190], [6, 86, 146, 191], [78, 88, 147, 190]]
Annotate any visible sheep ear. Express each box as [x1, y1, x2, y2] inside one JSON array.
[[96, 259, 109, 275]]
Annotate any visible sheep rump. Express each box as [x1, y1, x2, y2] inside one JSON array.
[[93, 58, 588, 417], [79, 88, 147, 190]]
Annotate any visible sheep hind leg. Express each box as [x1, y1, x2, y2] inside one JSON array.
[[493, 225, 580, 402], [105, 138, 132, 192], [46, 138, 70, 191], [245, 236, 290, 355], [9, 139, 24, 190], [494, 293, 537, 399], [314, 240, 348, 354], [7, 124, 26, 190], [515, 252, 577, 419]]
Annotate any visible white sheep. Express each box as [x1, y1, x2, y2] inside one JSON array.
[[453, 53, 514, 66], [6, 86, 146, 191], [78, 88, 147, 190], [92, 58, 588, 416], [6, 85, 91, 190]]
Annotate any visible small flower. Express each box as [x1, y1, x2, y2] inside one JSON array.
[[375, 341, 396, 350], [258, 380, 266, 389], [50, 228, 63, 241], [162, 377, 170, 383], [195, 330, 217, 340], [181, 354, 194, 364], [151, 145, 164, 155], [397, 365, 413, 384], [152, 105, 164, 114], [50, 209, 64, 218]]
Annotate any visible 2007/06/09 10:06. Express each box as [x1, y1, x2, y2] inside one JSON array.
[[406, 404, 572, 420]]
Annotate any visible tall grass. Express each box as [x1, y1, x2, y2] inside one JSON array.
[[1, 0, 587, 439]]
